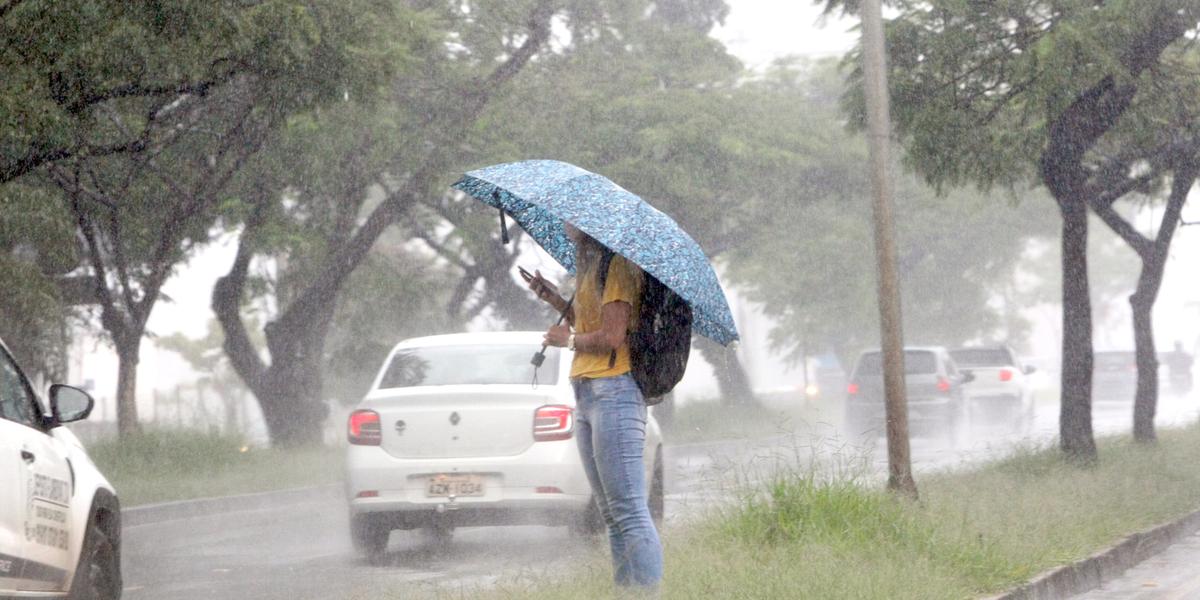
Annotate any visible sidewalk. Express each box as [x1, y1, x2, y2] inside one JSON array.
[[1072, 529, 1200, 599]]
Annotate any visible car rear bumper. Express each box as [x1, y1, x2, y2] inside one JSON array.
[[345, 439, 591, 526], [967, 393, 1028, 421], [350, 496, 590, 529], [847, 397, 957, 420]]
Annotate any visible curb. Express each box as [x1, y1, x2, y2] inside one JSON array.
[[986, 507, 1200, 599], [121, 484, 343, 527]]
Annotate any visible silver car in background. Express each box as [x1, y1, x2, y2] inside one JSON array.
[[844, 347, 973, 445]]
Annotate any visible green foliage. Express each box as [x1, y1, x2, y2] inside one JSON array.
[[722, 62, 1058, 365], [825, 0, 1200, 194], [0, 0, 413, 182], [0, 184, 78, 376], [324, 236, 458, 404]]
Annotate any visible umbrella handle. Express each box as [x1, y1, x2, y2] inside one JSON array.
[[531, 294, 575, 367]]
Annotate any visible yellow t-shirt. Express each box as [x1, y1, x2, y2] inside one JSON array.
[[570, 254, 643, 379]]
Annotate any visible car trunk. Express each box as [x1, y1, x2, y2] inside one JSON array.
[[960, 366, 1012, 396], [365, 385, 561, 459]]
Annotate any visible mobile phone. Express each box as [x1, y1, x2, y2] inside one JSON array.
[[518, 266, 534, 282]]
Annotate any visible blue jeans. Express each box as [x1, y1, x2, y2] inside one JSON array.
[[572, 374, 663, 588]]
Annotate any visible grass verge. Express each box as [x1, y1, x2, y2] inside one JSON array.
[[86, 430, 341, 507], [401, 423, 1200, 599], [666, 394, 838, 445]]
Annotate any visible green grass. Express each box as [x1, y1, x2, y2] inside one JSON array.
[[371, 423, 1200, 599], [87, 430, 342, 506], [666, 394, 836, 445]]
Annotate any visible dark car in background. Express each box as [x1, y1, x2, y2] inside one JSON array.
[[1093, 351, 1138, 403], [844, 347, 973, 445]]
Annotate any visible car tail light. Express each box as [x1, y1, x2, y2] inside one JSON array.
[[847, 383, 860, 395], [348, 410, 381, 445], [999, 368, 1014, 382], [533, 405, 573, 442], [937, 377, 951, 393]]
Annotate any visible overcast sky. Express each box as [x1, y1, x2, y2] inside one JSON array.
[[714, 1, 857, 68]]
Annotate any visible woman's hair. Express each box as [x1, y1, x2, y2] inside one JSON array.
[[574, 230, 607, 281]]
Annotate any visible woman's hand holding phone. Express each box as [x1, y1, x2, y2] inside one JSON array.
[[523, 267, 564, 310]]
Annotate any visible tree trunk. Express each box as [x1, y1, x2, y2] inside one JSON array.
[[1130, 288, 1159, 443], [1057, 200, 1097, 463], [262, 301, 337, 446], [114, 336, 142, 436], [1127, 165, 1196, 443], [695, 337, 756, 406]]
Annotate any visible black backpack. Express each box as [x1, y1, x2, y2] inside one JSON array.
[[597, 250, 692, 405]]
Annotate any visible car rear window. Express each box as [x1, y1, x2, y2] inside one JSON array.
[[378, 344, 560, 388], [949, 349, 1013, 368], [854, 351, 937, 376]]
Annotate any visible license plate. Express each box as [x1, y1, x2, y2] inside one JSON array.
[[426, 474, 485, 498]]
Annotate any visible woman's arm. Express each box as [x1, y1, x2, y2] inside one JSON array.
[[544, 301, 629, 352]]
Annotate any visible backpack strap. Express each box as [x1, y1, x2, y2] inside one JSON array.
[[596, 249, 618, 369]]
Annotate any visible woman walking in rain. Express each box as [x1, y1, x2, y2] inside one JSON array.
[[527, 223, 663, 590]]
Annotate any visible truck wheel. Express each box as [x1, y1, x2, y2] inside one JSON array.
[[70, 522, 120, 600], [351, 514, 390, 565], [649, 449, 665, 530]]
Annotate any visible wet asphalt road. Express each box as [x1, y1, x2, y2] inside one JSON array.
[[120, 391, 1200, 600]]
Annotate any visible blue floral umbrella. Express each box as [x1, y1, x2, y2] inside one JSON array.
[[453, 159, 739, 346]]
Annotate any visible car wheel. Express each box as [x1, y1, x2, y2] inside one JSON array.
[[69, 522, 120, 600], [424, 521, 454, 551], [350, 514, 390, 565], [570, 495, 605, 537], [649, 449, 664, 530]]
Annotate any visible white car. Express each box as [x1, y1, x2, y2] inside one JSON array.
[[950, 346, 1037, 432], [1, 337, 121, 599], [345, 331, 664, 561]]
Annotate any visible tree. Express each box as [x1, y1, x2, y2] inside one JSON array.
[[14, 0, 411, 436], [821, 0, 1200, 462], [718, 61, 1059, 373], [0, 185, 77, 378], [45, 90, 271, 436], [1091, 162, 1198, 442], [324, 235, 459, 405], [214, 0, 559, 446]]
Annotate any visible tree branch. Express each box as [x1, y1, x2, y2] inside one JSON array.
[[0, 0, 26, 20], [1152, 159, 1199, 262], [1090, 197, 1154, 259], [213, 202, 272, 391], [272, 0, 558, 332]]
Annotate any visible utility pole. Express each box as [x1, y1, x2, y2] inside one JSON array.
[[861, 0, 918, 499]]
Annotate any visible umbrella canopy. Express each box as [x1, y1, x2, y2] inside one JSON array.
[[453, 159, 739, 346]]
